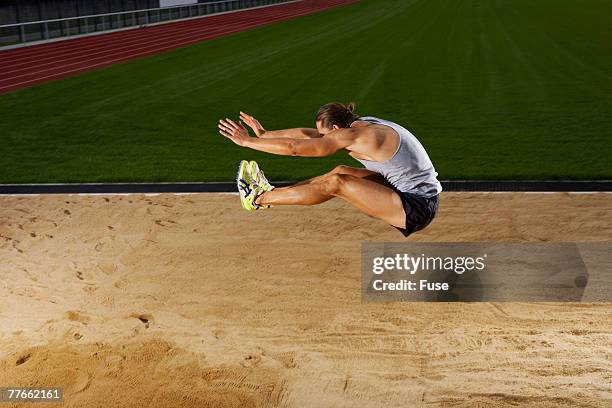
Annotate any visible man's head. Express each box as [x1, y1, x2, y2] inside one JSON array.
[[316, 102, 359, 135]]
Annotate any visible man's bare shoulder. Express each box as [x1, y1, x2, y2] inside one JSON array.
[[351, 122, 390, 139]]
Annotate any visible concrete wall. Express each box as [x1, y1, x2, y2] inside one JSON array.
[[1, 0, 161, 25], [159, 0, 197, 7]]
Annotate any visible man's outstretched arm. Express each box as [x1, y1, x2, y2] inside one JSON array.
[[243, 135, 343, 157], [239, 112, 321, 139], [219, 118, 357, 157], [257, 128, 322, 139]]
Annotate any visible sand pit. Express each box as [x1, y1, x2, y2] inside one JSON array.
[[0, 192, 611, 407]]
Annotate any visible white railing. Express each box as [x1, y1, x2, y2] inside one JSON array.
[[0, 0, 291, 47]]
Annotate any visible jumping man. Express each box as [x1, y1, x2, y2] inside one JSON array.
[[218, 102, 441, 237]]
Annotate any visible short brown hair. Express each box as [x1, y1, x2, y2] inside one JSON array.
[[316, 102, 359, 129]]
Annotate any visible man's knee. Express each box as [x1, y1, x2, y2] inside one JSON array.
[[325, 173, 352, 195], [330, 165, 351, 175]]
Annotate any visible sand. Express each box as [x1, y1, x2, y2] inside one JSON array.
[[0, 192, 611, 407]]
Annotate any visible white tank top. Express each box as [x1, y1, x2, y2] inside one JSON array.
[[353, 116, 442, 197]]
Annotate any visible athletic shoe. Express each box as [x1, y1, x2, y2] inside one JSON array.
[[248, 160, 274, 191], [236, 160, 255, 210], [236, 160, 271, 211]]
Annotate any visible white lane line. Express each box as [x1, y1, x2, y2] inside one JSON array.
[[0, 11, 307, 85], [0, 0, 305, 58], [0, 8, 304, 75]]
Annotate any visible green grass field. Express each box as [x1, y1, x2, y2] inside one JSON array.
[[1, 0, 611, 183]]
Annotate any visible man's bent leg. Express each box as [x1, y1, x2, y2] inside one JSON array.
[[256, 165, 383, 206], [256, 173, 406, 229]]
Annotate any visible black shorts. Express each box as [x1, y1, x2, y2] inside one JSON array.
[[393, 191, 439, 237]]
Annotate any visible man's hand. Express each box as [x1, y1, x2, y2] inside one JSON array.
[[218, 118, 251, 146], [239, 111, 266, 137]]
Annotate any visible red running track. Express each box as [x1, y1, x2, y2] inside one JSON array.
[[0, 0, 358, 94]]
